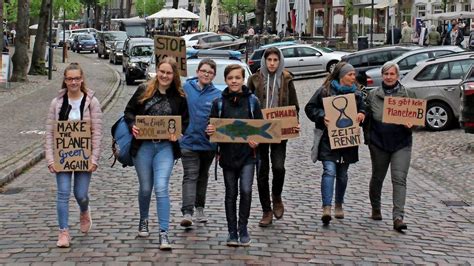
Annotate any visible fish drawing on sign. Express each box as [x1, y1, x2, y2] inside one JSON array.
[[217, 120, 273, 140]]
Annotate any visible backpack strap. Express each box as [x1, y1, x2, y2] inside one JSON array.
[[217, 96, 224, 118], [248, 94, 258, 119]]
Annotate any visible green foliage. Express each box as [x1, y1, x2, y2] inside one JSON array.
[[53, 0, 82, 19], [221, 0, 255, 15], [4, 0, 18, 22], [135, 0, 165, 17]]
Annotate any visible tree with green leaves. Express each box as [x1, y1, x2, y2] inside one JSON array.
[[135, 0, 165, 17], [11, 0, 30, 82], [221, 0, 255, 27], [344, 0, 354, 49]]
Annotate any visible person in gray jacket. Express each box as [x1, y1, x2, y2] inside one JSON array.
[[363, 61, 415, 232]]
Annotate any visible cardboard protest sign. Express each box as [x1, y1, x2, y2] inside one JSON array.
[[262, 106, 299, 139], [154, 35, 187, 76], [322, 93, 361, 150], [135, 116, 182, 139], [53, 121, 92, 172], [383, 96, 426, 126], [210, 118, 282, 143]]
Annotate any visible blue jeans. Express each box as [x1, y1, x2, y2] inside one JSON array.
[[133, 141, 174, 232], [56, 171, 91, 229], [181, 149, 215, 215], [223, 163, 255, 233], [321, 161, 350, 207]]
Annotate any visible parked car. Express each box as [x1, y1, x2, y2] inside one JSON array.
[[247, 41, 298, 73], [401, 52, 474, 131], [97, 31, 128, 59], [365, 46, 465, 90], [65, 33, 79, 49], [460, 65, 474, 133], [71, 28, 98, 39], [146, 50, 252, 91], [124, 42, 154, 85], [71, 34, 97, 53], [109, 41, 125, 65], [183, 32, 217, 48], [193, 33, 246, 52], [122, 37, 154, 72], [58, 30, 71, 47], [341, 46, 419, 86]]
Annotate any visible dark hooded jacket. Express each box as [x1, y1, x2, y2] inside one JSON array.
[[209, 85, 263, 169], [305, 84, 366, 164]]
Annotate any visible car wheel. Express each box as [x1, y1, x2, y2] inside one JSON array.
[[90, 50, 94, 54], [98, 52, 101, 58], [113, 57, 117, 65], [425, 102, 453, 131], [327, 60, 338, 73], [125, 75, 134, 85]]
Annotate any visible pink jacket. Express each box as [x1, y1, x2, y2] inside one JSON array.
[[45, 89, 103, 168]]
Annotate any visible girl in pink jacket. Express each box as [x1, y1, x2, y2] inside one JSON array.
[[45, 63, 103, 248]]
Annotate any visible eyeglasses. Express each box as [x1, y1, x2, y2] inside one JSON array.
[[199, 69, 215, 76], [65, 77, 82, 83], [158, 70, 174, 76]]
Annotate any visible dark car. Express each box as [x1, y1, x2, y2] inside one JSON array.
[[460, 64, 474, 133], [124, 43, 154, 85], [71, 34, 97, 53], [97, 31, 128, 59], [109, 41, 125, 65], [340, 46, 419, 86], [193, 33, 246, 52], [122, 37, 154, 72]]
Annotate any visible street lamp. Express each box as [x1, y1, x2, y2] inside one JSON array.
[[48, 0, 53, 80]]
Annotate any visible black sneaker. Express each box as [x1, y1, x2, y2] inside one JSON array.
[[226, 231, 239, 247], [159, 231, 172, 250], [138, 219, 149, 237], [239, 226, 251, 247]]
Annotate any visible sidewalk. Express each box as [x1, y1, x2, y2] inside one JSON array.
[[0, 48, 120, 186]]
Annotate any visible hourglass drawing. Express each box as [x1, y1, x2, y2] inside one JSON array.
[[168, 119, 177, 134], [331, 96, 353, 128]]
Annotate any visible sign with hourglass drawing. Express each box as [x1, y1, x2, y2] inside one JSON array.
[[323, 93, 362, 150], [135, 116, 182, 139]]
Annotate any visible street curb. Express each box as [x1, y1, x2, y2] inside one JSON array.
[[0, 64, 121, 187]]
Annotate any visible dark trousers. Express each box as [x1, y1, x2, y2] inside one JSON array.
[[369, 144, 411, 220], [223, 163, 255, 233], [181, 149, 215, 215], [257, 141, 287, 212]]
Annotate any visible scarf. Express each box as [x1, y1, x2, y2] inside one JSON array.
[[331, 80, 357, 94], [381, 81, 400, 95]]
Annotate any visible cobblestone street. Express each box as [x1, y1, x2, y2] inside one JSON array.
[[0, 55, 473, 264]]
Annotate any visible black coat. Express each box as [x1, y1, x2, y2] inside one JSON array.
[[124, 83, 189, 159], [209, 85, 263, 169], [305, 85, 366, 164]]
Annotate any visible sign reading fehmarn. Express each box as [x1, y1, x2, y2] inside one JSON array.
[[54, 121, 92, 172], [154, 35, 187, 76], [210, 118, 282, 143], [135, 115, 182, 139], [262, 106, 299, 139], [322, 93, 361, 150], [383, 96, 426, 126]]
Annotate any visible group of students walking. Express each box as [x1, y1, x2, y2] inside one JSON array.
[[45, 48, 414, 250]]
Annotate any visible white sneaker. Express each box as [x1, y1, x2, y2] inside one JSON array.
[[195, 207, 208, 223]]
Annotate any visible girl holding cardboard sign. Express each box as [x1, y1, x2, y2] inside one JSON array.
[[124, 57, 188, 250], [305, 62, 366, 226], [45, 63, 103, 248], [206, 64, 263, 247]]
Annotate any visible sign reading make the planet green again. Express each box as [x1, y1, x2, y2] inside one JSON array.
[[323, 93, 361, 150], [54, 121, 92, 172], [209, 118, 282, 143], [154, 35, 187, 76]]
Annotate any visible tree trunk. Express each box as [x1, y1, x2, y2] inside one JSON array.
[[125, 0, 131, 18], [95, 4, 102, 30], [119, 0, 124, 18], [255, 0, 265, 32], [345, 0, 354, 49], [29, 0, 49, 75], [11, 0, 30, 82], [172, 0, 178, 9], [0, 0, 4, 54]]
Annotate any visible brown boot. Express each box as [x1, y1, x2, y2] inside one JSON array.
[[258, 211, 273, 227], [371, 209, 382, 220], [334, 203, 344, 219], [272, 194, 284, 219], [321, 206, 332, 225], [393, 218, 407, 232]]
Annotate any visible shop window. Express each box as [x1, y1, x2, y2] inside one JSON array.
[[314, 9, 324, 36], [332, 7, 345, 37]]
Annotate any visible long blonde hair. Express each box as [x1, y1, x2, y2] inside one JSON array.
[[139, 57, 184, 103], [62, 63, 88, 94]]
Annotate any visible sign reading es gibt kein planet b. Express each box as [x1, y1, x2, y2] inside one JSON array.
[[382, 96, 427, 126]]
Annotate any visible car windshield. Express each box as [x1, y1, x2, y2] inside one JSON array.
[[116, 42, 124, 49], [131, 45, 153, 56], [79, 35, 94, 40], [313, 46, 333, 53], [104, 32, 127, 41]]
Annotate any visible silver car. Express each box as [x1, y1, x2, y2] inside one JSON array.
[[277, 44, 349, 76], [365, 46, 465, 90], [401, 52, 474, 131]]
